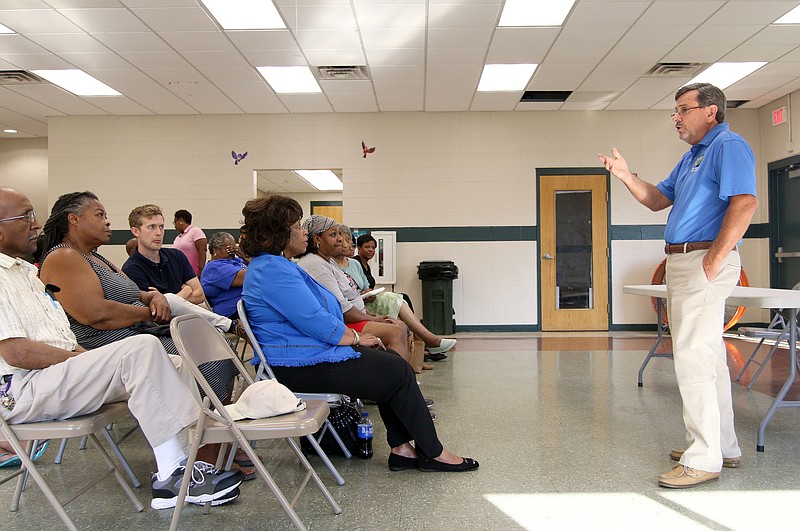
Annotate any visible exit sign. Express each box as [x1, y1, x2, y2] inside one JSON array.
[[773, 106, 787, 126]]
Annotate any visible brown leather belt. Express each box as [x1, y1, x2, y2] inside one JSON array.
[[664, 242, 737, 254], [664, 241, 714, 254]]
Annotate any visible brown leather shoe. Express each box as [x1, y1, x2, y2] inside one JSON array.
[[669, 450, 741, 468], [658, 465, 719, 488]]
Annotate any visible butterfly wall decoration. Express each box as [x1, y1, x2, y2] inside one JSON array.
[[362, 141, 375, 159], [232, 150, 248, 165]]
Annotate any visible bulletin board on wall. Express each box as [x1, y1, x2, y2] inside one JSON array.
[[369, 231, 396, 285]]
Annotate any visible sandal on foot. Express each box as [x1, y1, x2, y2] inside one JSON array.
[[0, 452, 21, 468], [419, 457, 479, 472], [388, 453, 419, 471]]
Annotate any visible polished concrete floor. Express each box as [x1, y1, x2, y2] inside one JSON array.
[[3, 332, 800, 530]]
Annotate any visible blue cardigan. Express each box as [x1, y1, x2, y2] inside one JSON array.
[[242, 253, 360, 367]]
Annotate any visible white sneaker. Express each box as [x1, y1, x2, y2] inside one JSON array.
[[427, 338, 456, 355]]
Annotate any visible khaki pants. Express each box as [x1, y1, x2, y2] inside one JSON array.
[[666, 249, 742, 472], [4, 335, 200, 449]]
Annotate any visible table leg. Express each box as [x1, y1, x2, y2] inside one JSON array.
[[638, 297, 669, 387], [757, 308, 798, 452]]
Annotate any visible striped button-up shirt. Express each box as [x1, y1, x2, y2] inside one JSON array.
[[0, 252, 77, 376]]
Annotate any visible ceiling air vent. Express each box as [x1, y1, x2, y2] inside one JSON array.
[[646, 63, 705, 77], [0, 70, 46, 85], [316, 66, 370, 81]]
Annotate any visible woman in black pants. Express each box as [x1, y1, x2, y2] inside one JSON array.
[[239, 195, 478, 473]]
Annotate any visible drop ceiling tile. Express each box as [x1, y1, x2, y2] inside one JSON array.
[[603, 45, 673, 63], [361, 28, 425, 49], [681, 24, 763, 47], [746, 25, 800, 46], [225, 30, 298, 51], [159, 31, 234, 52], [58, 7, 150, 32], [85, 95, 152, 114], [241, 50, 307, 67], [568, 91, 621, 103], [545, 45, 611, 64], [555, 26, 629, 47], [778, 47, 800, 61], [0, 35, 50, 54], [365, 47, 424, 66], [0, 87, 61, 116], [213, 82, 287, 113], [567, 1, 649, 26], [706, 1, 800, 26], [637, 1, 723, 26], [277, 93, 334, 113], [121, 51, 193, 69], [129, 7, 218, 32], [428, 3, 500, 28], [373, 79, 423, 111], [304, 48, 366, 65], [428, 28, 492, 49], [84, 68, 151, 83], [48, 0, 125, 7], [516, 101, 563, 111], [619, 25, 695, 47], [426, 64, 481, 80], [141, 66, 204, 84], [606, 77, 687, 110], [109, 82, 197, 113], [121, 0, 197, 6], [486, 45, 549, 64], [327, 92, 379, 113], [722, 44, 796, 62], [180, 51, 249, 69], [529, 62, 595, 91], [561, 101, 610, 110], [0, 9, 83, 34], [281, 5, 357, 30], [174, 89, 242, 114], [354, 4, 425, 28], [197, 66, 262, 83], [470, 92, 521, 111], [728, 73, 797, 92], [757, 61, 800, 77], [427, 48, 486, 65], [1, 53, 73, 69], [319, 79, 373, 94], [295, 29, 361, 49], [369, 64, 423, 81], [58, 51, 132, 69], [92, 32, 171, 53], [26, 33, 109, 54], [490, 27, 559, 49], [8, 83, 109, 114], [661, 45, 729, 64]]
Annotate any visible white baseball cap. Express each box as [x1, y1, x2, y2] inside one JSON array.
[[224, 380, 306, 421]]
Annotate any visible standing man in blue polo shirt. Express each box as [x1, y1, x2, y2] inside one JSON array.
[[599, 83, 758, 488], [123, 204, 206, 304]]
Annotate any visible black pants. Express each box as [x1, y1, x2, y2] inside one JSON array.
[[271, 346, 443, 458]]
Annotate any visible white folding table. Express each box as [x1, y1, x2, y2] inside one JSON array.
[[623, 284, 800, 451]]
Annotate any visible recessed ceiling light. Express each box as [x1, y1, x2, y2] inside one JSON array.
[[774, 5, 800, 24], [499, 0, 576, 27], [0, 23, 14, 34], [3, 129, 18, 133], [477, 64, 537, 92], [257, 66, 322, 94], [201, 0, 285, 30], [687, 62, 767, 90], [293, 170, 342, 191], [31, 69, 121, 96]]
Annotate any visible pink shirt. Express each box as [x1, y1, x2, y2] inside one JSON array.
[[173, 225, 206, 275]]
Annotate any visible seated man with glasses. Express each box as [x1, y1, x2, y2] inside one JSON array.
[[0, 187, 243, 509]]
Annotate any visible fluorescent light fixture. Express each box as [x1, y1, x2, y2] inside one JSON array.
[[499, 0, 576, 26], [201, 0, 285, 30], [3, 129, 17, 133], [293, 170, 342, 191], [774, 5, 800, 24], [31, 69, 121, 96], [477, 64, 537, 92], [257, 66, 322, 94], [0, 23, 14, 34], [687, 62, 767, 90]]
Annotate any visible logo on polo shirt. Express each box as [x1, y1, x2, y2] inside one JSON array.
[[691, 153, 704, 172]]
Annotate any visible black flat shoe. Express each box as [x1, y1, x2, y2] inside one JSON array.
[[425, 352, 448, 362], [419, 457, 479, 472], [388, 453, 419, 471]]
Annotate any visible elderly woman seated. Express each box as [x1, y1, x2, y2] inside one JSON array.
[[335, 225, 455, 358], [296, 216, 410, 362], [240, 194, 478, 472], [201, 232, 248, 319], [38, 192, 238, 404]]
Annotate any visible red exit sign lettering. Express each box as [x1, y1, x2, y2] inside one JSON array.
[[773, 106, 787, 126]]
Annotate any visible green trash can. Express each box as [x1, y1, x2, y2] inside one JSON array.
[[418, 261, 458, 335]]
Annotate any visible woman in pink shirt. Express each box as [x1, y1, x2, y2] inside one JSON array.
[[173, 209, 207, 277]]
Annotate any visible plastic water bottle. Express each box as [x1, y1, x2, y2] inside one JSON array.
[[356, 411, 373, 459]]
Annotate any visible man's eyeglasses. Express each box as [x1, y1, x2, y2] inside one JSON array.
[[670, 106, 702, 119], [0, 211, 37, 224]]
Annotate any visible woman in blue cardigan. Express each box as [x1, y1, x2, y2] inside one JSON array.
[[240, 195, 478, 473]]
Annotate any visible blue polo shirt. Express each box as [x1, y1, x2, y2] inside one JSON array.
[[656, 123, 756, 244], [122, 247, 197, 294]]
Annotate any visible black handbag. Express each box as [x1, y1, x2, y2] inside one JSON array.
[[301, 403, 360, 457]]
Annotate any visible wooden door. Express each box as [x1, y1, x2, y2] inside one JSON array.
[[311, 204, 343, 223], [539, 174, 609, 331]]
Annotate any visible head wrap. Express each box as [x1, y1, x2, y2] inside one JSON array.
[[303, 215, 337, 236]]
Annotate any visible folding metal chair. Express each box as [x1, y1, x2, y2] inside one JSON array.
[[238, 299, 352, 481], [169, 314, 341, 531], [736, 282, 800, 389], [0, 402, 144, 531]]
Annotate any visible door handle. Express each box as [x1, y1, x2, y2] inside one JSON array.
[[543, 253, 555, 260]]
